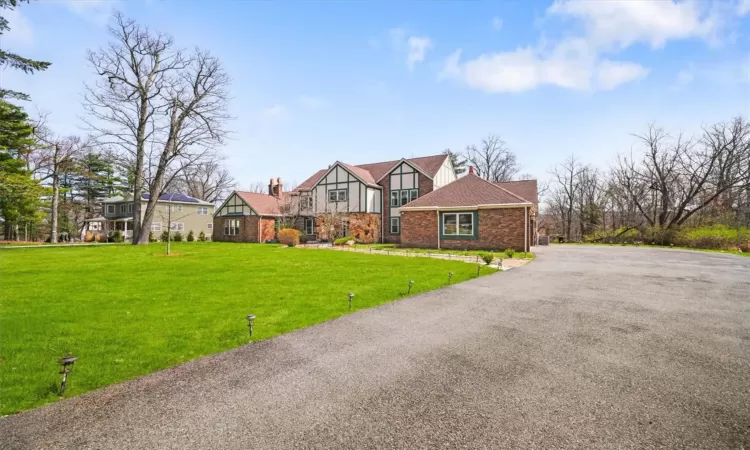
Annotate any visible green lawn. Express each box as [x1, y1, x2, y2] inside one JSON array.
[[351, 243, 535, 259], [0, 242, 495, 414]]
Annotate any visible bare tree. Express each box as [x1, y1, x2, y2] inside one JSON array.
[[549, 154, 584, 240], [83, 12, 184, 243], [464, 134, 520, 182], [246, 181, 266, 194], [137, 50, 231, 244], [170, 159, 235, 202]]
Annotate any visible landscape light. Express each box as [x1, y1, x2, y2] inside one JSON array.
[[246, 314, 256, 338], [348, 292, 355, 310], [408, 280, 414, 294], [477, 264, 481, 277], [58, 355, 78, 396], [448, 272, 453, 283]]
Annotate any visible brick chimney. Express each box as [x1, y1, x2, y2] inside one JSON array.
[[268, 177, 275, 196], [469, 166, 475, 175], [273, 177, 283, 199]]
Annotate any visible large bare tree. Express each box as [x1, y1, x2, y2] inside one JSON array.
[[83, 12, 183, 243], [464, 134, 520, 182], [549, 154, 584, 240], [170, 159, 235, 202]]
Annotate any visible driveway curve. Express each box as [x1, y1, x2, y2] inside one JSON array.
[[2, 246, 749, 449]]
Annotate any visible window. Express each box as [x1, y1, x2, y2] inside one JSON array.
[[170, 222, 184, 232], [442, 212, 474, 237], [120, 204, 127, 214], [197, 206, 208, 216], [106, 205, 115, 215], [207, 223, 213, 230], [301, 196, 313, 210], [390, 217, 400, 234], [390, 189, 419, 207], [175, 205, 183, 212], [151, 222, 162, 232], [328, 189, 347, 203], [304, 217, 315, 235], [340, 218, 349, 237], [224, 219, 239, 236]]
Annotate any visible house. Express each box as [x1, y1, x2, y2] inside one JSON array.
[[213, 154, 537, 251], [85, 193, 215, 240], [399, 169, 537, 252], [213, 154, 456, 243]]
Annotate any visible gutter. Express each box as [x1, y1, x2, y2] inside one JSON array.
[[400, 203, 532, 212]]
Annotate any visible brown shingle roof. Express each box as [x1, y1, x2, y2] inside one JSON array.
[[339, 162, 378, 186], [356, 154, 448, 181], [296, 169, 327, 191], [401, 174, 531, 209], [495, 180, 538, 204], [235, 191, 283, 216]]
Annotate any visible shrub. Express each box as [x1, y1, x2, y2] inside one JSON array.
[[173, 232, 183, 242], [504, 247, 515, 258], [148, 231, 157, 242], [95, 232, 106, 243], [479, 251, 494, 265], [198, 231, 206, 242], [108, 230, 124, 243], [160, 230, 170, 242], [674, 225, 749, 250], [299, 233, 310, 244], [187, 230, 195, 242], [84, 231, 94, 242], [278, 228, 300, 247], [334, 236, 354, 246]]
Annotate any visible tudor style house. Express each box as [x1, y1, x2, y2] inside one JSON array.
[[213, 153, 538, 251], [86, 193, 215, 240]]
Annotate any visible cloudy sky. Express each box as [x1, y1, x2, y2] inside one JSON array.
[[3, 0, 750, 188]]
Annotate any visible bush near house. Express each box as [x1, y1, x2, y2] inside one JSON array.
[[148, 231, 157, 242], [187, 230, 195, 242], [334, 236, 354, 246], [173, 232, 183, 242], [278, 228, 300, 247], [160, 230, 170, 242], [108, 230, 124, 243], [198, 231, 206, 242], [504, 248, 515, 258], [479, 251, 494, 265]]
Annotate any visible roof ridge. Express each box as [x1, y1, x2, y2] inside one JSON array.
[[469, 174, 530, 203]]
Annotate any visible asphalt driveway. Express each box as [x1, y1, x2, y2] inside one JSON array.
[[2, 246, 749, 449]]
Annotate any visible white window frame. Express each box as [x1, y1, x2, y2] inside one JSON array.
[[106, 204, 115, 215], [207, 223, 213, 230], [390, 217, 400, 234], [390, 191, 399, 207], [304, 217, 315, 235], [442, 212, 474, 236], [120, 204, 127, 214], [170, 222, 184, 232], [151, 222, 162, 232], [301, 195, 313, 210], [328, 189, 347, 203], [224, 219, 239, 236], [197, 206, 208, 216], [409, 189, 418, 202]]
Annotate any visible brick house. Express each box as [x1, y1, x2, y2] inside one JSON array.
[[212, 155, 537, 250], [399, 170, 538, 252]]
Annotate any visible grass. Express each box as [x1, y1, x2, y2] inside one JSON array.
[[351, 243, 535, 259], [0, 242, 495, 415], [552, 241, 749, 257]]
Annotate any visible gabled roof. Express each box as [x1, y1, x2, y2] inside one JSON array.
[[294, 153, 449, 192], [494, 180, 538, 204], [233, 191, 283, 216], [101, 193, 212, 205], [400, 173, 532, 210]]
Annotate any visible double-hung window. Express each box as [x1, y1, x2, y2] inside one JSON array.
[[304, 218, 315, 235], [390, 189, 419, 207], [207, 223, 213, 230], [151, 222, 162, 232], [106, 205, 115, 215], [442, 212, 474, 237], [390, 217, 400, 234], [197, 206, 208, 216], [224, 219, 239, 236], [301, 196, 313, 210], [170, 222, 184, 232], [328, 189, 347, 203]]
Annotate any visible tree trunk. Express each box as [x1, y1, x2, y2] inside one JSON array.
[[131, 98, 149, 245], [50, 173, 59, 243]]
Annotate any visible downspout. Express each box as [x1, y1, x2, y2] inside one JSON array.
[[436, 209, 441, 250], [524, 206, 528, 253]]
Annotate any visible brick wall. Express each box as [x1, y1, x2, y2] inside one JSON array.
[[212, 216, 259, 242], [401, 207, 531, 251], [382, 173, 434, 244]]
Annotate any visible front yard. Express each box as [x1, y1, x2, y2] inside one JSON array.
[[0, 242, 494, 414]]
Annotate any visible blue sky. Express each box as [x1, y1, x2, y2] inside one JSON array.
[[3, 0, 750, 189]]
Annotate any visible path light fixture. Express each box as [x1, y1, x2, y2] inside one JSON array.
[[448, 272, 453, 283], [58, 355, 77, 396], [497, 259, 503, 271], [348, 292, 355, 310], [477, 264, 481, 277], [246, 314, 256, 338], [408, 280, 414, 294]]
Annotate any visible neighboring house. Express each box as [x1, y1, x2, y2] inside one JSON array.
[[213, 154, 457, 243], [399, 169, 537, 252], [85, 193, 215, 240]]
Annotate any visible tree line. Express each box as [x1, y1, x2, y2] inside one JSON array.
[[545, 117, 750, 242], [0, 3, 236, 243]]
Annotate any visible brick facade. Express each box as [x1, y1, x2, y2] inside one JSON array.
[[382, 172, 434, 244], [401, 207, 533, 251], [212, 216, 277, 243]]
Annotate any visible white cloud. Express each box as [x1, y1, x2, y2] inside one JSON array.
[[595, 60, 650, 90], [738, 0, 750, 16], [299, 95, 326, 110], [3, 6, 34, 48], [406, 36, 432, 71], [66, 0, 118, 26], [491, 16, 503, 31]]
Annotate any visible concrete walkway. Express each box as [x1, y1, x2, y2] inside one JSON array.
[[1, 246, 749, 449]]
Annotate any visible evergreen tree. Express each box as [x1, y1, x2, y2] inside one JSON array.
[[443, 148, 467, 176], [0, 0, 52, 100]]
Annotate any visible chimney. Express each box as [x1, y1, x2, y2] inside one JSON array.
[[273, 177, 283, 199], [469, 166, 475, 175], [268, 177, 275, 196]]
